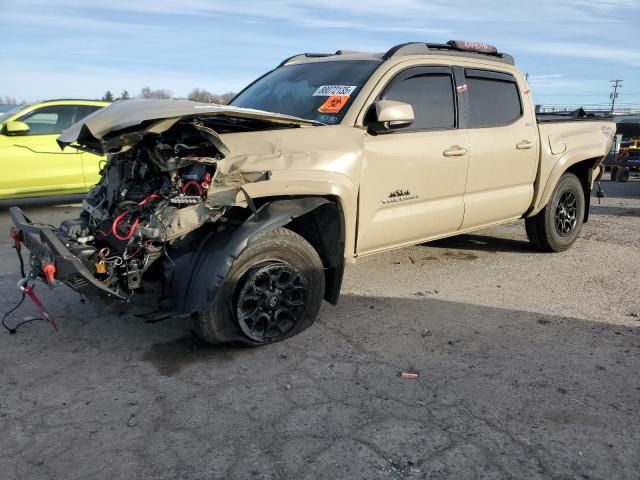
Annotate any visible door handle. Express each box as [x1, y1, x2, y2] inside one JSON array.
[[442, 145, 468, 157], [516, 140, 534, 150]]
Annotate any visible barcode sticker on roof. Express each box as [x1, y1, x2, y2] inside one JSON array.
[[313, 85, 357, 96]]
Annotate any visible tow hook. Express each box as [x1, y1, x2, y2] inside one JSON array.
[[42, 263, 57, 287], [10, 228, 22, 251]]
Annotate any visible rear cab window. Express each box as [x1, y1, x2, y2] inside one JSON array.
[[465, 69, 522, 128]]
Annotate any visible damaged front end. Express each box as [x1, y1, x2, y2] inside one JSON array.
[[10, 100, 321, 312], [60, 119, 232, 299]]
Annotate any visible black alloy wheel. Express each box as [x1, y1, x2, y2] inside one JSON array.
[[236, 262, 308, 342], [191, 227, 325, 346], [554, 191, 578, 236], [525, 172, 585, 252]]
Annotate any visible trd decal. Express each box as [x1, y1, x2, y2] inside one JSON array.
[[381, 189, 419, 204], [601, 125, 614, 138]]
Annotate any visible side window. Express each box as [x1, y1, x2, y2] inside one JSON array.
[[18, 105, 80, 135], [380, 68, 456, 131], [77, 105, 103, 120], [466, 70, 522, 128]]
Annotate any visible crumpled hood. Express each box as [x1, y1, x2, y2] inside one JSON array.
[[57, 98, 322, 156]]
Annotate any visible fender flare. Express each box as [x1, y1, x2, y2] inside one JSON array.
[[529, 151, 602, 217], [168, 197, 331, 314]]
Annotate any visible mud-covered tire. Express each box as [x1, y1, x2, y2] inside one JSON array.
[[192, 227, 325, 346], [616, 167, 630, 182], [525, 172, 585, 252]]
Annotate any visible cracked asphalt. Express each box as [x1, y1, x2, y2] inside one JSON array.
[[1, 174, 639, 480]]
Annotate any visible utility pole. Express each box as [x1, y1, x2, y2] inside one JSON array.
[[609, 79, 623, 113]]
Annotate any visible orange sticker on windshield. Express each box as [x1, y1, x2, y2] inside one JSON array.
[[318, 95, 349, 114]]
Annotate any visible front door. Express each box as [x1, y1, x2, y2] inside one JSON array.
[[356, 66, 469, 255]]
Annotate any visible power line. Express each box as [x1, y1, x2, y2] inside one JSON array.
[[610, 79, 623, 113]]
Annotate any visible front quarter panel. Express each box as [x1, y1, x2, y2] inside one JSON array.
[[216, 125, 365, 257]]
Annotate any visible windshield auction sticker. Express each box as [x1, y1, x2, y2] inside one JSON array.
[[313, 85, 357, 96], [318, 96, 349, 114]]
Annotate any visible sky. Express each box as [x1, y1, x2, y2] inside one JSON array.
[[0, 0, 639, 109]]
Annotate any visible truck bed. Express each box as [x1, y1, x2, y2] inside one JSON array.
[[536, 108, 614, 123]]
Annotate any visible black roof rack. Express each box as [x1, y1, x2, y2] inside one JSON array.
[[278, 49, 364, 67], [280, 52, 343, 67], [277, 42, 514, 67], [383, 41, 514, 65]]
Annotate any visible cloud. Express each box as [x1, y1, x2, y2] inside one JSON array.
[[527, 74, 602, 92], [9, 0, 453, 36], [15, 0, 634, 29], [0, 64, 250, 100], [1, 0, 638, 105], [515, 42, 640, 68], [1, 11, 165, 33], [566, 0, 640, 9]]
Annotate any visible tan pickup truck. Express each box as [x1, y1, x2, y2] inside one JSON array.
[[10, 41, 615, 345]]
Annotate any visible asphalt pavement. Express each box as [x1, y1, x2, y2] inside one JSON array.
[[1, 175, 639, 480]]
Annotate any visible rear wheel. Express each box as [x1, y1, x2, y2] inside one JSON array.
[[610, 166, 618, 181], [192, 228, 325, 346], [616, 167, 630, 182], [525, 172, 585, 252]]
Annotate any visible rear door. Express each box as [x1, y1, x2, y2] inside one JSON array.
[[357, 65, 469, 255], [461, 69, 538, 229]]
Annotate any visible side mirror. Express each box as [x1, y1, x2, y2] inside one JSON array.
[[368, 100, 414, 133], [5, 121, 30, 136]]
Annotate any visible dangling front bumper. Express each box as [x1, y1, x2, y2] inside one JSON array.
[[9, 206, 126, 302]]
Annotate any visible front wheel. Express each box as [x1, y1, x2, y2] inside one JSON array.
[[525, 172, 585, 252], [192, 228, 325, 346]]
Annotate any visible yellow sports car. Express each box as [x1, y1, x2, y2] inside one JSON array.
[[0, 99, 109, 200]]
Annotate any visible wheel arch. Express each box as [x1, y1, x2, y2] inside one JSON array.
[[166, 196, 346, 315], [529, 155, 603, 221], [283, 198, 346, 305], [565, 159, 600, 222]]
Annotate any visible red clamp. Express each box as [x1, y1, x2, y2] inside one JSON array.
[[10, 229, 22, 252], [21, 283, 58, 331], [201, 173, 212, 190], [181, 180, 203, 195], [42, 263, 57, 287]]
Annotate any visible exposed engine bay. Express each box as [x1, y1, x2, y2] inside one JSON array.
[[8, 100, 325, 325], [56, 118, 248, 297]]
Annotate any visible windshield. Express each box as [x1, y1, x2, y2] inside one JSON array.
[[230, 60, 381, 124], [0, 105, 25, 124]]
